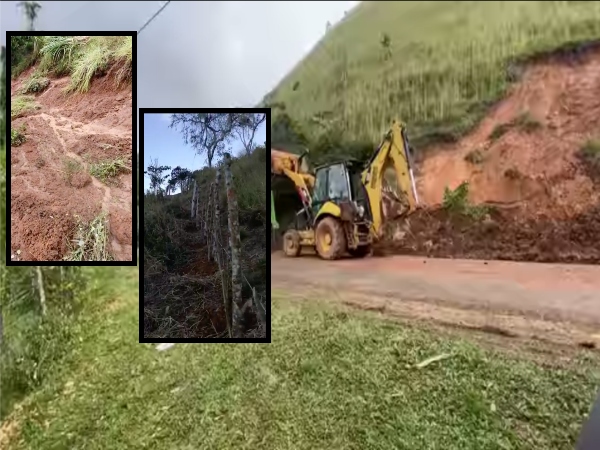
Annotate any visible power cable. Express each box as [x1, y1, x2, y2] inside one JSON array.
[[137, 1, 171, 36]]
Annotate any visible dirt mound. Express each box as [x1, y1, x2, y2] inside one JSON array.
[[417, 45, 600, 220], [10, 65, 132, 261], [377, 205, 600, 264]]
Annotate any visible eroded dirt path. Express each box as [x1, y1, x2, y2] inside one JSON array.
[[271, 252, 600, 348], [10, 72, 132, 261]]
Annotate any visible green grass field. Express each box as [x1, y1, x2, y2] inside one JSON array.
[[266, 1, 600, 150], [4, 291, 598, 450], [1, 144, 5, 261]]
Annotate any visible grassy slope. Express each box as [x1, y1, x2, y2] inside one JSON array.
[[266, 1, 600, 149], [5, 292, 599, 450], [1, 144, 5, 260]]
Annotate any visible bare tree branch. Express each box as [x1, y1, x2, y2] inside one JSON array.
[[234, 113, 266, 155], [170, 113, 239, 168]]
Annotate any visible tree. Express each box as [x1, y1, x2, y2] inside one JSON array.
[[234, 113, 266, 156], [18, 1, 41, 31], [144, 159, 171, 195], [170, 113, 239, 168], [168, 166, 193, 194]]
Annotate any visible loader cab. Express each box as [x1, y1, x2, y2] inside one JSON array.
[[311, 160, 371, 221]]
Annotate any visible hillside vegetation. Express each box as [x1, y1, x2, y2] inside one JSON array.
[[11, 35, 132, 92], [266, 1, 600, 158], [144, 146, 267, 338]]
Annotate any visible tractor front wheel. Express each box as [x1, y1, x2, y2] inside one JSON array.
[[315, 217, 346, 260], [283, 229, 302, 257]]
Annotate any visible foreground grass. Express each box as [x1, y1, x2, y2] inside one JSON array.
[[266, 1, 600, 149], [4, 293, 599, 450]]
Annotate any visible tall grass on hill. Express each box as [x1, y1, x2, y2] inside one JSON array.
[[38, 36, 81, 77], [266, 1, 600, 151], [11, 36, 133, 93]]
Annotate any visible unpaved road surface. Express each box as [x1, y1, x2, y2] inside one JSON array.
[[272, 252, 600, 348]]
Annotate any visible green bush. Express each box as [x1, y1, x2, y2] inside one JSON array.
[[442, 181, 490, 220], [231, 146, 266, 212], [21, 75, 50, 93], [11, 125, 27, 146]]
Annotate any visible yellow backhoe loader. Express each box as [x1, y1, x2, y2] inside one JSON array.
[[271, 120, 420, 260]]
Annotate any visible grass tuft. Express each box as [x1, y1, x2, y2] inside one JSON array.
[[443, 181, 491, 220], [62, 158, 83, 185], [39, 36, 80, 76], [10, 95, 40, 119], [21, 75, 50, 94], [66, 39, 111, 93], [89, 157, 130, 184], [64, 212, 113, 261], [10, 125, 27, 146]]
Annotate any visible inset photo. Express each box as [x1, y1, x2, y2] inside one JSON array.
[[141, 109, 268, 342], [7, 31, 135, 263]]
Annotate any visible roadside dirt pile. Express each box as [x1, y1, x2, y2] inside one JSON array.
[[381, 43, 600, 264], [10, 65, 132, 261], [378, 205, 600, 264]]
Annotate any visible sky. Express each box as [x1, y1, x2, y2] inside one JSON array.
[[143, 113, 266, 193], [1, 0, 359, 191], [1, 1, 359, 107]]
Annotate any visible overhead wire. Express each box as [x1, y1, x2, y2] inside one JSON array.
[[137, 1, 171, 36]]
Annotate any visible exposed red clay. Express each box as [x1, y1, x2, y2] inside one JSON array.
[[10, 64, 133, 261]]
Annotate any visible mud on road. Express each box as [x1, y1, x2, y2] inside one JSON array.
[[379, 204, 600, 264], [10, 69, 133, 261], [271, 252, 600, 351]]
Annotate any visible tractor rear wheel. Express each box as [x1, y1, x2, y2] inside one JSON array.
[[315, 217, 346, 260]]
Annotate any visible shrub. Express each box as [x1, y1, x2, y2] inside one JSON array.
[[442, 181, 490, 220], [21, 75, 50, 93], [11, 125, 27, 146]]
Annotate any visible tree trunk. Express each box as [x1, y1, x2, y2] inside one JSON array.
[[213, 167, 232, 337], [206, 182, 214, 261], [223, 153, 246, 338], [36, 266, 47, 316], [191, 179, 198, 219]]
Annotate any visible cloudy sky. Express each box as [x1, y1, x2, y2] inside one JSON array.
[[1, 1, 359, 107], [2, 1, 358, 192]]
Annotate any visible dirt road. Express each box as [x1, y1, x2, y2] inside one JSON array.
[[271, 252, 600, 348]]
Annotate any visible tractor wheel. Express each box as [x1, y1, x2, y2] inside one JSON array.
[[348, 245, 372, 258], [283, 229, 302, 257], [315, 217, 346, 260]]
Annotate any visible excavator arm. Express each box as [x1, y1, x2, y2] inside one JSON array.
[[361, 120, 420, 237]]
